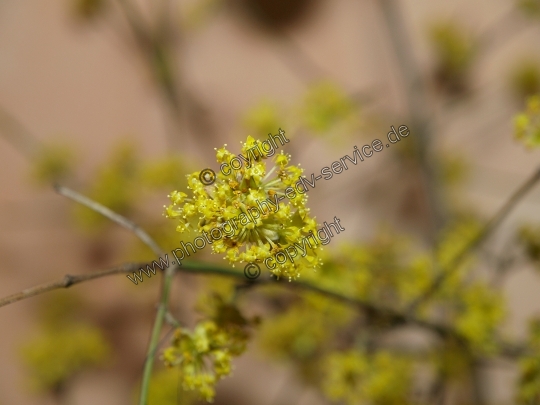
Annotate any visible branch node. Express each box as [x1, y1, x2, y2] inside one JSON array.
[[63, 274, 75, 287]]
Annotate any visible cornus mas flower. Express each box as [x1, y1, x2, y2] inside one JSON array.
[[161, 298, 256, 401], [515, 95, 540, 148], [164, 135, 322, 280]]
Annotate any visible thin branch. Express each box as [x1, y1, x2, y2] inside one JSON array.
[[7, 175, 528, 405], [288, 278, 457, 340], [182, 263, 451, 334], [377, 0, 445, 237], [408, 165, 540, 312], [476, 5, 534, 56], [115, 0, 153, 51], [54, 184, 164, 257], [0, 257, 526, 361], [165, 310, 183, 328], [113, 0, 222, 151], [270, 30, 381, 116], [0, 252, 454, 339], [0, 104, 43, 158], [0, 257, 452, 338], [53, 182, 170, 404], [113, 0, 180, 146], [0, 260, 232, 309], [477, 5, 516, 48], [427, 372, 446, 405], [272, 33, 329, 83], [470, 359, 487, 405], [139, 264, 176, 405], [0, 263, 142, 308]]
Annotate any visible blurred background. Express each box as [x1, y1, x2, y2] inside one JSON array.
[[2, 0, 540, 404]]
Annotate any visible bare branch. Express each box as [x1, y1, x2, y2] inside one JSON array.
[[0, 257, 525, 362], [0, 263, 142, 308], [0, 256, 452, 338], [180, 262, 461, 340], [54, 184, 165, 257], [52, 182, 172, 405]]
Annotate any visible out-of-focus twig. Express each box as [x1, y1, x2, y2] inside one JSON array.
[[273, 34, 329, 82], [408, 165, 540, 312], [377, 0, 445, 237], [0, 105, 43, 158], [115, 0, 153, 50], [114, 0, 182, 148], [477, 5, 534, 55], [114, 0, 219, 152]]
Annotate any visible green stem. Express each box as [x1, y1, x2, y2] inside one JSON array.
[[138, 265, 176, 405], [180, 261, 456, 339]]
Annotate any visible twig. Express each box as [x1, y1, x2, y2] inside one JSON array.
[[288, 278, 457, 339], [476, 5, 533, 56], [0, 255, 456, 340], [114, 0, 153, 51], [272, 33, 329, 83], [469, 359, 487, 405], [53, 183, 170, 404], [428, 372, 446, 405], [0, 258, 452, 336], [54, 184, 164, 257], [139, 264, 176, 405], [0, 258, 525, 360], [12, 175, 531, 405], [0, 263, 142, 308], [408, 166, 540, 312], [114, 0, 222, 152], [113, 0, 180, 146], [377, 0, 445, 237], [165, 310, 183, 328], [0, 260, 233, 309], [114, 0, 189, 150], [0, 104, 43, 158], [143, 324, 177, 365], [182, 263, 455, 336]]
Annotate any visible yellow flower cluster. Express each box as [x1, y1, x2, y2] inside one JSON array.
[[322, 350, 412, 405], [164, 135, 322, 280], [161, 299, 254, 402], [515, 94, 540, 148], [20, 324, 110, 392]]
